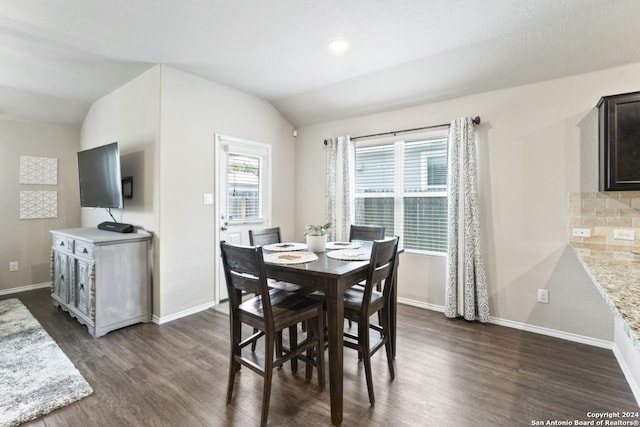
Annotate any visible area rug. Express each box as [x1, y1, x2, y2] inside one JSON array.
[[0, 298, 93, 426]]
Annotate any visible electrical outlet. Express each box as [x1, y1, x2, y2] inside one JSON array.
[[9, 261, 18, 272], [613, 229, 635, 241], [537, 289, 549, 304], [572, 228, 591, 238]]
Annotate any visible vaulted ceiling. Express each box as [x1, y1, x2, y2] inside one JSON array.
[[1, 0, 639, 128]]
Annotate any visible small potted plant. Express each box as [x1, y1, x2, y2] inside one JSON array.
[[304, 222, 331, 252]]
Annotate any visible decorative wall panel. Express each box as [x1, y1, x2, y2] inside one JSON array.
[[20, 156, 58, 185], [19, 191, 58, 219]]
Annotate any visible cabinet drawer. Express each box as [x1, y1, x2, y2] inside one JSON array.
[[74, 241, 95, 259], [53, 235, 74, 254]]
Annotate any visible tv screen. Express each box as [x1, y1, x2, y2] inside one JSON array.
[[77, 142, 124, 209]]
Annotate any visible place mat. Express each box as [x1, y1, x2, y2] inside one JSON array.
[[326, 249, 371, 261], [263, 251, 318, 265], [326, 241, 362, 250], [263, 242, 308, 252]]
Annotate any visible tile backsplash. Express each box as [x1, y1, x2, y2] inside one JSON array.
[[569, 191, 640, 248]]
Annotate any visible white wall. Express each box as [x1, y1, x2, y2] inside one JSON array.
[[157, 66, 296, 318], [81, 66, 161, 312], [79, 65, 295, 320], [0, 118, 80, 293], [295, 63, 640, 341], [80, 66, 161, 231]]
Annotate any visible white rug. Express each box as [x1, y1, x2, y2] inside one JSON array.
[[0, 298, 93, 426]]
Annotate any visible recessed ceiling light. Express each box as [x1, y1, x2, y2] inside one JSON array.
[[328, 39, 349, 54]]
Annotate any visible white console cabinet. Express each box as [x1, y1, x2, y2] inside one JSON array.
[[50, 227, 152, 337]]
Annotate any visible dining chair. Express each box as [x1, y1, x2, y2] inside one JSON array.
[[348, 224, 386, 242], [248, 226, 282, 247], [346, 224, 387, 327], [249, 226, 311, 364], [220, 241, 325, 427], [248, 227, 305, 293], [342, 236, 399, 405]]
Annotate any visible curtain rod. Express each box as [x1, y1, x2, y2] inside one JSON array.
[[324, 116, 480, 144]]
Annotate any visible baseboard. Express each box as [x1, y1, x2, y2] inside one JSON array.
[[488, 316, 613, 349], [153, 301, 216, 325], [397, 297, 613, 350], [397, 296, 445, 313], [612, 344, 640, 406], [0, 282, 51, 296]]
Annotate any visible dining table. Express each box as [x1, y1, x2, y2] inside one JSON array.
[[262, 242, 399, 426]]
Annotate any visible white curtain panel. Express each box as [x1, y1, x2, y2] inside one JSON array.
[[325, 136, 355, 242], [445, 117, 490, 322]]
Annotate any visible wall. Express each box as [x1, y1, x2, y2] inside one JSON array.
[[78, 65, 295, 320], [0, 118, 80, 293], [81, 66, 161, 231], [80, 66, 161, 312], [295, 63, 640, 342], [157, 66, 296, 319]]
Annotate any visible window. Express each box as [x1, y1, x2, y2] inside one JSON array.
[[355, 130, 448, 253]]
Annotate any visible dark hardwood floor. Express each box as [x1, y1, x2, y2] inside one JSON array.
[[4, 288, 638, 427]]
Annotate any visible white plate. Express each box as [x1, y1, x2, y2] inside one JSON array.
[[326, 249, 370, 261], [263, 251, 318, 265], [326, 241, 361, 250], [263, 242, 308, 252]]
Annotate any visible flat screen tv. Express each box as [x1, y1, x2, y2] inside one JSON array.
[[77, 142, 123, 209]]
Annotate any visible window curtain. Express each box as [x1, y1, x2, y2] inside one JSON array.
[[444, 117, 490, 322], [325, 136, 355, 242]]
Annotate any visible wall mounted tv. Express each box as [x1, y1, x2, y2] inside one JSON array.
[[77, 142, 124, 209]]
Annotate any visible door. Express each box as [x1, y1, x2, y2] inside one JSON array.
[[214, 134, 271, 302]]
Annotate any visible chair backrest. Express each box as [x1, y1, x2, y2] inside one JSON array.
[[361, 236, 399, 312], [249, 227, 282, 246], [219, 241, 274, 323], [349, 224, 386, 242]]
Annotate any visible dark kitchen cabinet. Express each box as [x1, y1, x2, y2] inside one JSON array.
[[597, 91, 640, 191]]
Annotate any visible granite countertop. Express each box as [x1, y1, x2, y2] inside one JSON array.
[[571, 243, 640, 349]]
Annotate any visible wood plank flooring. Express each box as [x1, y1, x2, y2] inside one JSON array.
[[4, 288, 638, 427]]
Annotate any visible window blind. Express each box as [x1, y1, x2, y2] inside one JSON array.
[[355, 134, 448, 253]]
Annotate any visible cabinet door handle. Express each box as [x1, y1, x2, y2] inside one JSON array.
[[82, 248, 88, 254]]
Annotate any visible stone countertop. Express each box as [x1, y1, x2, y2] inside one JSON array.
[[571, 243, 640, 349]]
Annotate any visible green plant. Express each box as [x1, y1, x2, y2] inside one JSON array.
[[304, 222, 331, 236]]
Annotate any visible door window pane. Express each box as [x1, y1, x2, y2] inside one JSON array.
[[227, 153, 262, 221]]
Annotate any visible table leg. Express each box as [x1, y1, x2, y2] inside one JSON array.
[[325, 285, 344, 425]]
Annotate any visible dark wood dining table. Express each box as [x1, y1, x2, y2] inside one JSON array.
[[263, 245, 398, 426]]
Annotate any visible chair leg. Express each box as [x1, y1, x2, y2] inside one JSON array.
[[275, 331, 284, 369], [382, 308, 395, 379], [252, 327, 259, 351], [289, 325, 298, 373], [252, 293, 260, 352], [226, 356, 240, 404], [305, 321, 314, 381], [316, 308, 325, 389], [360, 319, 375, 406], [261, 336, 275, 427], [227, 317, 242, 403]]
